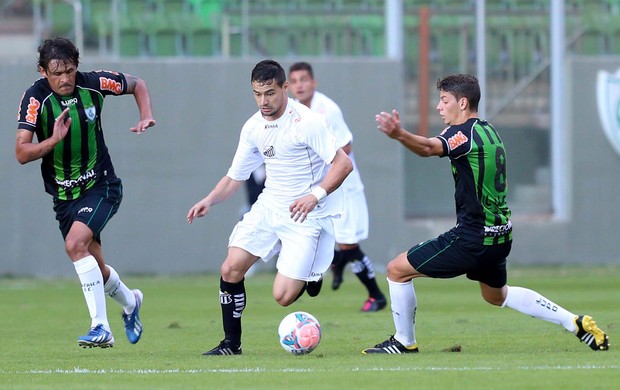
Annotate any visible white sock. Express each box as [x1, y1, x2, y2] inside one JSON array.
[[388, 278, 418, 347], [74, 256, 109, 330], [104, 265, 136, 315], [502, 286, 577, 332]]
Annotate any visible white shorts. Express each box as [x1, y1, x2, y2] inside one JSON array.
[[333, 189, 369, 244], [229, 202, 335, 282]]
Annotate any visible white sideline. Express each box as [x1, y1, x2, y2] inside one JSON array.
[[3, 365, 620, 375]]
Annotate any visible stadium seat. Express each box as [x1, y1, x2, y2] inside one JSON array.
[[87, 0, 114, 55], [183, 13, 220, 56], [146, 13, 182, 57]]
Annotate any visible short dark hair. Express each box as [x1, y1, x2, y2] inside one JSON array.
[[289, 61, 314, 78], [251, 59, 286, 87], [436, 74, 480, 112], [37, 37, 80, 72]]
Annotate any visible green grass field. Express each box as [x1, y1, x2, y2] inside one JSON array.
[[1, 265, 618, 389]]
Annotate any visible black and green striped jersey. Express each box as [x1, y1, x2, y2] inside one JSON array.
[[436, 118, 512, 245], [17, 70, 128, 200]]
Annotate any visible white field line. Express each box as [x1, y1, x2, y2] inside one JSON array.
[[2, 365, 620, 375]]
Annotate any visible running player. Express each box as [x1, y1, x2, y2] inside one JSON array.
[[187, 59, 352, 355], [363, 74, 609, 354], [289, 61, 387, 312], [15, 37, 155, 348]]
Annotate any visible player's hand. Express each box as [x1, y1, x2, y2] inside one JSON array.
[[53, 108, 71, 142], [289, 194, 318, 223], [375, 109, 402, 139], [187, 198, 211, 224], [131, 118, 156, 135]]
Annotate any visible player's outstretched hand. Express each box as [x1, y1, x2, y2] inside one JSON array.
[[375, 109, 402, 139], [131, 118, 156, 135], [187, 198, 211, 224]]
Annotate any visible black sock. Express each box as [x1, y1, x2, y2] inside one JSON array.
[[219, 277, 246, 346], [342, 247, 384, 299]]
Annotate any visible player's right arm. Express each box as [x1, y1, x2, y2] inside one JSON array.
[[15, 108, 71, 164], [186, 176, 243, 224], [375, 109, 443, 157]]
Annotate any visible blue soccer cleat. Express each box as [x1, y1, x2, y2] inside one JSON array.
[[78, 324, 114, 348], [122, 289, 144, 344]]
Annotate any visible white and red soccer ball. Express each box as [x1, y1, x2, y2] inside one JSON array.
[[278, 311, 321, 355]]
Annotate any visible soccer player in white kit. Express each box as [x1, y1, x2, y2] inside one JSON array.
[[187, 60, 353, 355], [289, 62, 387, 312]]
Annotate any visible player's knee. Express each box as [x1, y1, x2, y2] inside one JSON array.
[[64, 237, 89, 259], [220, 262, 245, 283], [386, 260, 404, 280]]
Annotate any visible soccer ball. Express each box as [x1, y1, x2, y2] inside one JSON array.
[[278, 311, 321, 355]]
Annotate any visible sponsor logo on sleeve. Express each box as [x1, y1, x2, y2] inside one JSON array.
[[25, 97, 41, 124], [99, 77, 122, 94], [596, 68, 620, 156], [447, 130, 468, 150]]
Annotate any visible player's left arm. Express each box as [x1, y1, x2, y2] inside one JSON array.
[[315, 148, 352, 195], [289, 148, 352, 222], [124, 73, 156, 134]]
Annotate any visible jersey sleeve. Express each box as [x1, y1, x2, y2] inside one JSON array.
[[17, 89, 42, 132], [436, 124, 472, 158], [301, 115, 339, 164], [81, 70, 128, 96], [226, 121, 264, 181]]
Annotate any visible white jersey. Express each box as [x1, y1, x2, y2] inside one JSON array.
[[227, 98, 343, 218], [308, 91, 363, 193]]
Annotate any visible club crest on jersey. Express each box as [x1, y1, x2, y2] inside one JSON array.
[[596, 68, 620, 156], [263, 146, 275, 158], [85, 106, 96, 123]]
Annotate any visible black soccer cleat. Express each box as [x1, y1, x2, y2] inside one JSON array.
[[574, 315, 609, 351], [361, 296, 387, 312], [306, 278, 323, 297], [362, 335, 419, 354], [202, 339, 242, 356]]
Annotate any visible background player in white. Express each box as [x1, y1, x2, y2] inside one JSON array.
[[289, 62, 387, 312], [187, 59, 352, 356]]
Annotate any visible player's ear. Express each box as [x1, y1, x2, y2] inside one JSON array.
[[459, 97, 469, 111]]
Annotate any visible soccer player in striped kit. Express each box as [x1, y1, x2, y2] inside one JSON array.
[[363, 74, 609, 354], [15, 37, 155, 348]]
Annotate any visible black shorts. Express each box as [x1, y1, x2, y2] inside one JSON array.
[[406, 229, 512, 288], [53, 178, 123, 242]]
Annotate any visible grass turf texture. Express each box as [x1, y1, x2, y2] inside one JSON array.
[[0, 265, 618, 389]]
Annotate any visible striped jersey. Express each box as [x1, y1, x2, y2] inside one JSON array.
[[436, 118, 512, 245], [17, 70, 128, 200]]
